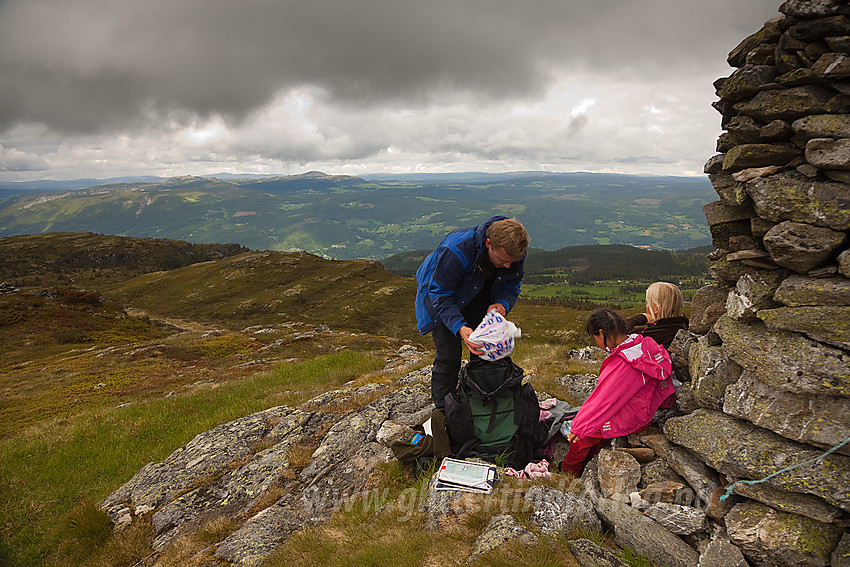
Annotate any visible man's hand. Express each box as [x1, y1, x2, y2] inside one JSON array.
[[487, 303, 507, 317], [459, 325, 484, 355]]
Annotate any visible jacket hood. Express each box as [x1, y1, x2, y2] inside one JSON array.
[[606, 334, 671, 381]]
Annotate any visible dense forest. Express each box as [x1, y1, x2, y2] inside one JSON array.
[[381, 244, 710, 284]]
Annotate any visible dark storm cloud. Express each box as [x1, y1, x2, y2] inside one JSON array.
[[0, 0, 779, 133]]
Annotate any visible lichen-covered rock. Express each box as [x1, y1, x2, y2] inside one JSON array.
[[709, 172, 750, 205], [215, 501, 308, 566], [594, 498, 700, 567], [99, 405, 291, 525], [731, 480, 844, 524], [725, 501, 842, 567], [792, 113, 850, 142], [833, 532, 850, 567], [466, 514, 538, 563], [758, 305, 850, 349], [663, 409, 850, 511], [709, 256, 751, 284], [773, 274, 850, 305], [716, 65, 779, 102], [763, 220, 847, 273], [639, 460, 688, 490], [375, 420, 417, 446], [524, 485, 601, 537], [780, 0, 850, 19], [690, 284, 731, 334], [703, 200, 756, 225], [151, 438, 300, 549], [745, 171, 850, 231], [567, 538, 629, 567], [725, 269, 785, 321], [714, 315, 850, 398], [689, 336, 744, 410], [724, 371, 850, 455], [722, 143, 802, 172], [734, 85, 850, 122], [726, 16, 784, 68]]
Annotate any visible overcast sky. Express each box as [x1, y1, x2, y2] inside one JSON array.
[[0, 0, 781, 181]]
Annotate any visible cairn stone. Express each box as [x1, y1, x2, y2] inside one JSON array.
[[763, 220, 847, 273], [773, 273, 850, 305], [689, 284, 730, 334], [757, 304, 850, 348], [725, 501, 842, 567], [723, 370, 850, 455], [664, 409, 850, 511], [745, 171, 850, 231], [714, 315, 850, 398], [596, 449, 641, 503]]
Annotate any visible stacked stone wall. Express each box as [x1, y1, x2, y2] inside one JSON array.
[[674, 0, 850, 564]]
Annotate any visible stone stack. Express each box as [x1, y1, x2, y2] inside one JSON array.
[[673, 0, 850, 564]]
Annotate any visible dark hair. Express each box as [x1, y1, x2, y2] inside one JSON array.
[[586, 308, 627, 350]]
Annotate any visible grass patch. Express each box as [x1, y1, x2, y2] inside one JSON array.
[[0, 350, 383, 567]]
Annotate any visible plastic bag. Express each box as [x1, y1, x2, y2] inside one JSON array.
[[468, 308, 521, 361]]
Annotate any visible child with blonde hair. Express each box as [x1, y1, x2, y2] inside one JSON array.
[[625, 281, 688, 350]]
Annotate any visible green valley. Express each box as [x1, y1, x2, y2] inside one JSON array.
[[0, 171, 715, 259]]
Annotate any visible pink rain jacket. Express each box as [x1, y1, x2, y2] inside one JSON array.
[[570, 334, 675, 439]]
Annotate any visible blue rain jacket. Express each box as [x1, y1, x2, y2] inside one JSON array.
[[415, 216, 524, 335]]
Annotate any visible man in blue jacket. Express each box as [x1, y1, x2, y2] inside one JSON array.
[[415, 216, 529, 408]]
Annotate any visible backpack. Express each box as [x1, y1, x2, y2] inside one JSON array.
[[444, 356, 547, 470]]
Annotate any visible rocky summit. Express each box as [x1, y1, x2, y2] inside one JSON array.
[[98, 1, 849, 566]]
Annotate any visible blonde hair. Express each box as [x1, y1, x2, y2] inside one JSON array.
[[646, 281, 684, 320], [487, 218, 530, 258]]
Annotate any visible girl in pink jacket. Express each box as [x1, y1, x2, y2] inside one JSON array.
[[559, 308, 675, 476]]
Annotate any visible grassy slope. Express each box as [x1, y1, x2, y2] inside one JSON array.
[[102, 249, 421, 343], [0, 235, 652, 567]]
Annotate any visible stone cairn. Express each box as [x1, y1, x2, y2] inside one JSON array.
[[676, 0, 850, 564]]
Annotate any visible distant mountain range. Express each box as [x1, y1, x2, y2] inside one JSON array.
[[0, 171, 716, 259]]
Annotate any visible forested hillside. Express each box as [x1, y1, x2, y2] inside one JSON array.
[[381, 244, 710, 284]]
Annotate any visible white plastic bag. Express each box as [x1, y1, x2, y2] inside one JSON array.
[[468, 308, 521, 361]]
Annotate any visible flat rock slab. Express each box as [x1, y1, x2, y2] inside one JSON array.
[[524, 485, 601, 537], [594, 498, 700, 567]]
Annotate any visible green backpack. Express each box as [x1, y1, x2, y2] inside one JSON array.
[[444, 357, 547, 469]]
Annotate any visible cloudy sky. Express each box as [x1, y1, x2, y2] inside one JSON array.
[[0, 0, 781, 182]]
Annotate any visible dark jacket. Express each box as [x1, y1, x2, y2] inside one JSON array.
[[624, 313, 689, 350], [415, 216, 524, 335]]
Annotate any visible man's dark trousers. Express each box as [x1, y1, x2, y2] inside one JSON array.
[[430, 289, 491, 408]]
